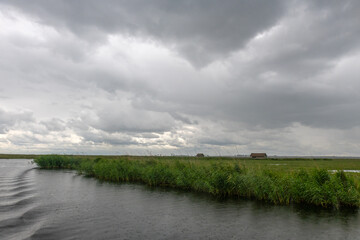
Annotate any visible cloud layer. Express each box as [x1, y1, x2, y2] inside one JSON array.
[[0, 0, 360, 155]]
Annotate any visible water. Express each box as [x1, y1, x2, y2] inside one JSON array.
[[1, 159, 359, 240], [329, 170, 360, 173]]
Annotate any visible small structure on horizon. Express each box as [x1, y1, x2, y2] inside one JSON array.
[[196, 153, 205, 157], [250, 153, 267, 159]]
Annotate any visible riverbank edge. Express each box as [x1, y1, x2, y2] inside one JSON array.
[[34, 155, 360, 209]]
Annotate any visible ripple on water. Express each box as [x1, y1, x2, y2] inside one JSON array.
[[0, 206, 46, 240], [0, 189, 37, 200], [0, 160, 44, 240]]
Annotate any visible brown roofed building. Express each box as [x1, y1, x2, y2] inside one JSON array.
[[250, 153, 267, 159]]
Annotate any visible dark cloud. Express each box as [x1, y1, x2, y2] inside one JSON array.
[[1, 0, 285, 66], [169, 112, 197, 125], [1, 1, 360, 155]]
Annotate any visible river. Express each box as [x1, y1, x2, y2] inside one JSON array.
[[1, 159, 359, 240]]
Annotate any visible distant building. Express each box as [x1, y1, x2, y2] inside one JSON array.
[[250, 153, 267, 159], [196, 153, 205, 157]]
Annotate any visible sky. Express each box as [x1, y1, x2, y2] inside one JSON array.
[[0, 0, 360, 156]]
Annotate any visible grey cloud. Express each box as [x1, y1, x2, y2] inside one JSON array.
[[40, 118, 66, 132], [1, 0, 285, 66], [91, 108, 174, 134], [0, 108, 34, 133], [90, 72, 129, 94], [1, 0, 360, 155], [80, 131, 136, 146], [88, 71, 152, 96], [169, 112, 197, 125], [6, 132, 42, 146], [138, 133, 160, 139], [67, 101, 176, 135], [249, 2, 360, 80], [212, 84, 360, 129], [47, 33, 92, 63], [123, 0, 360, 129], [198, 137, 239, 147]]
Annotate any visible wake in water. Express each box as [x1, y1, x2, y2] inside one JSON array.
[[0, 160, 45, 240]]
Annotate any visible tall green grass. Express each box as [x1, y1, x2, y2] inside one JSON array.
[[34, 155, 360, 209]]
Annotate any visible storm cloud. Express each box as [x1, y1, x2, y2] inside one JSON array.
[[0, 0, 360, 155]]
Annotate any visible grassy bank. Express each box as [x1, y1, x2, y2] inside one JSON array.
[[34, 155, 360, 209]]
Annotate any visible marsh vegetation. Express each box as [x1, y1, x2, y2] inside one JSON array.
[[34, 155, 360, 209]]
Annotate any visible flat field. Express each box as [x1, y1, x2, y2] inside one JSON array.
[[2, 153, 360, 169]]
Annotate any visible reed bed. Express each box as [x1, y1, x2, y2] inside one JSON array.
[[34, 155, 360, 209]]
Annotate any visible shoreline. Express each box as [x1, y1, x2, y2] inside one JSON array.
[[32, 155, 360, 209]]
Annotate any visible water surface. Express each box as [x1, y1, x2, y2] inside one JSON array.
[[1, 159, 359, 239]]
